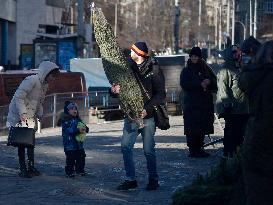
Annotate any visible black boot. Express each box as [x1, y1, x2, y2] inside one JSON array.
[[18, 146, 32, 178], [28, 160, 41, 176], [27, 147, 41, 176], [189, 148, 210, 158], [188, 147, 198, 157], [19, 163, 32, 178], [146, 179, 159, 191]]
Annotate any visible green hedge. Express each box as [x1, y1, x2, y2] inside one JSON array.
[[172, 156, 244, 205]]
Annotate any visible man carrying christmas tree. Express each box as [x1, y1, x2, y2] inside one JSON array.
[[111, 42, 166, 191]]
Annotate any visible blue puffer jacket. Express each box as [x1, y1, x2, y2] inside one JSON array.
[[62, 114, 84, 152]]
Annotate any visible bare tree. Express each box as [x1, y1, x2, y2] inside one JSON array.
[[69, 0, 218, 52]]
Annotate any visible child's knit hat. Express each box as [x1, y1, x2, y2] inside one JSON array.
[[64, 101, 78, 114]]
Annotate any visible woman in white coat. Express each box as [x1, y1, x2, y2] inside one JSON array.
[[7, 61, 59, 178]]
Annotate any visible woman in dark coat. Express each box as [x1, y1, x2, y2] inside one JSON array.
[[239, 40, 273, 205], [180, 47, 217, 157]]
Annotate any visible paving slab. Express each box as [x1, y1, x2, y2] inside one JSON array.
[[0, 116, 224, 205]]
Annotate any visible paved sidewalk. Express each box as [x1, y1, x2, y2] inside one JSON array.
[[0, 116, 224, 205]]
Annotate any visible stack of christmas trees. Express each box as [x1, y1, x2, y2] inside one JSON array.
[[172, 156, 244, 205]]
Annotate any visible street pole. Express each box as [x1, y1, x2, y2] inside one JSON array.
[[135, 2, 138, 41], [198, 0, 202, 46], [77, 0, 84, 37], [219, 1, 222, 50], [114, 2, 118, 36], [77, 0, 84, 58], [227, 0, 230, 36], [232, 0, 235, 44], [1, 20, 8, 65], [250, 0, 253, 36], [198, 0, 201, 27], [214, 2, 218, 48], [174, 0, 180, 54], [253, 0, 257, 37], [89, 3, 94, 58], [236, 21, 246, 41]]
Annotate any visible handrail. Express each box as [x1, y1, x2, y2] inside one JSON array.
[[45, 91, 88, 98], [1, 89, 183, 134], [0, 105, 9, 109]]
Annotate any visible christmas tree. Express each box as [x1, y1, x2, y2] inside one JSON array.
[[92, 6, 144, 125]]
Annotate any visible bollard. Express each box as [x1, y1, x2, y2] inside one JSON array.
[[53, 94, 57, 128], [37, 120, 41, 133], [106, 94, 109, 106], [103, 96, 106, 106], [88, 95, 90, 108]]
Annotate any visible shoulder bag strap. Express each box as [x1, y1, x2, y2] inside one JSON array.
[[135, 69, 162, 113], [135, 72, 151, 100]]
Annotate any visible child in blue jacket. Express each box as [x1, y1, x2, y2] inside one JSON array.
[[61, 101, 89, 177]]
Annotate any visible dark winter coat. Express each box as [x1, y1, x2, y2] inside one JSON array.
[[216, 50, 249, 116], [61, 112, 89, 152], [238, 63, 273, 204], [180, 59, 217, 135], [131, 57, 166, 119], [110, 57, 166, 119]]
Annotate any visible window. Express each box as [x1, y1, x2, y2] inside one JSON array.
[[264, 1, 273, 13], [46, 0, 65, 8]]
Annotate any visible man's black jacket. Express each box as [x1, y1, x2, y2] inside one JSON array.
[[110, 57, 166, 119]]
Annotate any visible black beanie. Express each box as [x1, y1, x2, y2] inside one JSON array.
[[241, 36, 261, 55], [131, 42, 148, 58], [189, 47, 202, 58]]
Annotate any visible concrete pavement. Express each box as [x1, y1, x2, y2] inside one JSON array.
[[0, 116, 224, 205]]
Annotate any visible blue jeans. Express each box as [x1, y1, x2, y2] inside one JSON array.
[[121, 117, 158, 181]]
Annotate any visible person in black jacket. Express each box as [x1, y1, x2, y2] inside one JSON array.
[[111, 42, 166, 191], [241, 36, 261, 66], [180, 47, 217, 158], [238, 40, 273, 205]]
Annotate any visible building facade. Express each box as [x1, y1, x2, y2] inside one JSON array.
[[236, 0, 273, 42], [0, 0, 65, 67]]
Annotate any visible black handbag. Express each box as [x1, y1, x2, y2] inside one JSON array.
[[136, 74, 170, 130], [7, 122, 35, 147], [154, 104, 170, 130]]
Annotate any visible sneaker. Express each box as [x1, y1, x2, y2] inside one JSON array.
[[146, 179, 159, 191], [117, 180, 138, 190]]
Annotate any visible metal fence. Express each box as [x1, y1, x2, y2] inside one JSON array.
[[0, 89, 183, 136], [0, 105, 9, 136], [42, 92, 90, 129]]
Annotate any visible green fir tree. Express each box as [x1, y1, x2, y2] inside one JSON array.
[[92, 6, 144, 123]]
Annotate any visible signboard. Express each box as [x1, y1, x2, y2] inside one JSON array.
[[20, 44, 33, 69], [35, 43, 57, 67], [58, 41, 76, 71]]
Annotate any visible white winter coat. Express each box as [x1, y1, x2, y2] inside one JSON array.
[[7, 61, 59, 128]]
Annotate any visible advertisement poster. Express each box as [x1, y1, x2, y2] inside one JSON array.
[[20, 44, 33, 69], [35, 43, 57, 67], [58, 41, 76, 71]]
